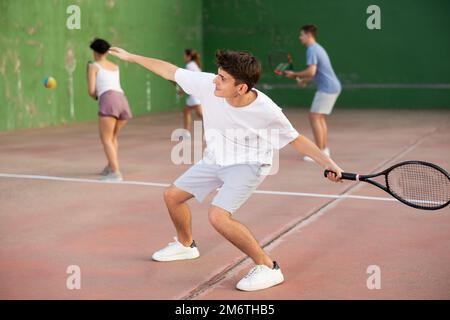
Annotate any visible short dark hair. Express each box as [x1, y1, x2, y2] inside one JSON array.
[[215, 50, 261, 92], [300, 24, 318, 37], [90, 38, 111, 54]]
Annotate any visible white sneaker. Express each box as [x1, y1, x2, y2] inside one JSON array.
[[236, 262, 284, 292], [101, 171, 123, 182], [303, 148, 330, 162], [100, 165, 111, 176], [152, 237, 200, 262]]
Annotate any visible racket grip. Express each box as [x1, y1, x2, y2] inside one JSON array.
[[324, 170, 358, 181]]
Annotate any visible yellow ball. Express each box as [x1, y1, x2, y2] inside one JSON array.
[[43, 76, 57, 89]]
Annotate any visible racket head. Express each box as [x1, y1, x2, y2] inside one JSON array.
[[268, 51, 292, 76], [384, 161, 450, 210]]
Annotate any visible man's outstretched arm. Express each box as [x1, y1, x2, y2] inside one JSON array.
[[109, 47, 178, 81], [290, 135, 343, 183]]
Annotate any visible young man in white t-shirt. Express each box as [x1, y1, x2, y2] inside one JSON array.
[[109, 47, 343, 292]]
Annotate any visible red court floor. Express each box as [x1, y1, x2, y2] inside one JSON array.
[[0, 109, 449, 299]]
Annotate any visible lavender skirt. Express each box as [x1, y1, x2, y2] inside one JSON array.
[[98, 90, 132, 120]]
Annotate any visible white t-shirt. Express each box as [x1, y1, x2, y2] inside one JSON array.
[[175, 68, 300, 166]]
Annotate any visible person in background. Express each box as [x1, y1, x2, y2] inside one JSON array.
[[285, 25, 341, 162], [177, 49, 203, 140], [87, 38, 132, 181]]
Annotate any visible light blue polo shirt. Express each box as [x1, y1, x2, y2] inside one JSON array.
[[306, 43, 341, 93]]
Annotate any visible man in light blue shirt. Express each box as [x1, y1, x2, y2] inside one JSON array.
[[285, 24, 341, 161]]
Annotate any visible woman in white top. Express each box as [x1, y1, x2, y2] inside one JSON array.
[[87, 38, 132, 182], [177, 49, 203, 139]]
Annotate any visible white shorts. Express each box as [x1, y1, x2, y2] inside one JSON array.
[[310, 91, 340, 115], [173, 159, 269, 214], [186, 95, 201, 107]]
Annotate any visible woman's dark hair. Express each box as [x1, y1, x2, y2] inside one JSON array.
[[90, 38, 111, 54], [185, 49, 202, 69], [215, 50, 261, 92]]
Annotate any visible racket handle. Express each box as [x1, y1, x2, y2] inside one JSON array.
[[324, 170, 358, 181]]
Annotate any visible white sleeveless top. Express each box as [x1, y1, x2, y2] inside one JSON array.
[[186, 61, 201, 72], [94, 62, 124, 97], [185, 61, 201, 103]]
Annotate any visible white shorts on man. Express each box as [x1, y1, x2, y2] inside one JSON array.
[[310, 90, 340, 115]]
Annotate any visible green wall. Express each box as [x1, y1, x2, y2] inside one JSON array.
[[202, 0, 450, 108], [1, 0, 449, 132], [0, 0, 202, 131]]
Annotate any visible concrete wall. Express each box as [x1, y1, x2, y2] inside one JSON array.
[[0, 0, 203, 131]]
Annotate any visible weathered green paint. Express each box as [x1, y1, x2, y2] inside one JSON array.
[[2, 0, 449, 132], [0, 0, 202, 131]]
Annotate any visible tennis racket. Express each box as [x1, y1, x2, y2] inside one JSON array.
[[324, 161, 450, 210], [268, 51, 294, 76]]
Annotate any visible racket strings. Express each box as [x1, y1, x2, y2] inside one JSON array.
[[387, 163, 450, 209], [269, 52, 292, 75]]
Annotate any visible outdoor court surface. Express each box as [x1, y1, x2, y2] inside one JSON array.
[[0, 108, 449, 300]]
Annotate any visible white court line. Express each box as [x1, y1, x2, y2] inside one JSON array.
[[0, 173, 170, 188], [0, 172, 395, 202], [253, 189, 395, 202]]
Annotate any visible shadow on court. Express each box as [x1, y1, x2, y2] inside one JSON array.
[[0, 109, 449, 299]]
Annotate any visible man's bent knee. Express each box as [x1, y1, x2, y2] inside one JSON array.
[[208, 206, 231, 228], [164, 186, 192, 206]]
